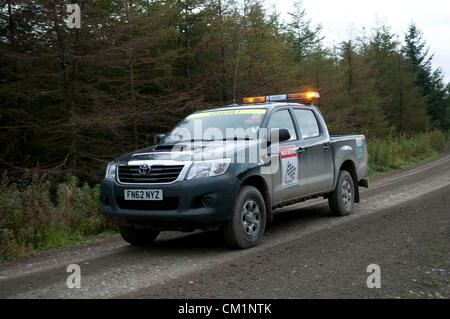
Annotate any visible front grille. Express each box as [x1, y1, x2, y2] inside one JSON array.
[[118, 165, 184, 184], [116, 196, 180, 210]]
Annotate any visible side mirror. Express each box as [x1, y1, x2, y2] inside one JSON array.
[[270, 128, 291, 144], [154, 134, 166, 145]]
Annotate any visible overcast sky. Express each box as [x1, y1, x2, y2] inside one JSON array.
[[265, 0, 450, 83]]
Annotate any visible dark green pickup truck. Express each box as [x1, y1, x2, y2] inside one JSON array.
[[100, 92, 369, 249]]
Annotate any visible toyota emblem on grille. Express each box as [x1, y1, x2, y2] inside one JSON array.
[[138, 164, 152, 175]]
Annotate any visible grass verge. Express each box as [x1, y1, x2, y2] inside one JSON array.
[[0, 175, 117, 260], [367, 130, 448, 177]]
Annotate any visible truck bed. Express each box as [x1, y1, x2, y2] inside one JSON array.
[[330, 134, 368, 183]]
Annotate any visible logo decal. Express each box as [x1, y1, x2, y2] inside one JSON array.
[[280, 147, 298, 186], [285, 161, 296, 183], [138, 164, 152, 175]]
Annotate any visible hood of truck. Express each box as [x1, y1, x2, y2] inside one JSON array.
[[114, 140, 263, 164]]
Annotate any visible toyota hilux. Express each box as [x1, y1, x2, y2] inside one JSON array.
[[100, 92, 369, 249]]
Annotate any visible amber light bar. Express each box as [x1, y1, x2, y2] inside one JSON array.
[[243, 92, 320, 104], [287, 92, 320, 100], [243, 96, 266, 104]]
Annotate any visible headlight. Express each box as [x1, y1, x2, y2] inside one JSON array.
[[105, 162, 117, 180], [186, 159, 231, 180]]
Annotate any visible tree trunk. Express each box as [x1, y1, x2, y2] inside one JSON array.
[[52, 1, 77, 170], [125, 0, 138, 149], [7, 0, 16, 48]]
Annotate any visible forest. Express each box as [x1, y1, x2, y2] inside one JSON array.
[[1, 0, 449, 183]]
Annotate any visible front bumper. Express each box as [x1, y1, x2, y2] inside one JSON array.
[[100, 173, 240, 230]]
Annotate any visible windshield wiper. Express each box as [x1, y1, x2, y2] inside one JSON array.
[[159, 139, 214, 146], [160, 137, 253, 147]]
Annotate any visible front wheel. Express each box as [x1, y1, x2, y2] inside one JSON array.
[[223, 186, 266, 249], [119, 226, 160, 245], [328, 170, 355, 216]]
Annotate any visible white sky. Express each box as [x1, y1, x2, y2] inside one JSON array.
[[265, 0, 450, 83]]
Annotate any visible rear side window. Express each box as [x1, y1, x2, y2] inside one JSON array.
[[267, 110, 297, 141], [294, 109, 320, 138]]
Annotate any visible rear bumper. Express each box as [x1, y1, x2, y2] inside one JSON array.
[[100, 173, 240, 230]]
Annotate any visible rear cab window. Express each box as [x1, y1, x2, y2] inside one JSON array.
[[293, 109, 320, 139]]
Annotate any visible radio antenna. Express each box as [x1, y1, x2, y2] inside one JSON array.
[[233, 37, 242, 104]]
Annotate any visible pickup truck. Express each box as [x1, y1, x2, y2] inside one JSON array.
[[100, 92, 369, 249]]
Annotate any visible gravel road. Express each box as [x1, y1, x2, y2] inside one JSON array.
[[1, 154, 449, 299]]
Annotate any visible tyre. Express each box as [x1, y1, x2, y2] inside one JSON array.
[[223, 186, 266, 249], [119, 226, 160, 245], [328, 170, 355, 216]]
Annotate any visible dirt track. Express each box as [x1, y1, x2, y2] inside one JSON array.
[[0, 154, 449, 299]]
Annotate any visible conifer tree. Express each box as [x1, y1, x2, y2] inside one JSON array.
[[403, 24, 449, 130]]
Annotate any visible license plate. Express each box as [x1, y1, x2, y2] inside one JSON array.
[[124, 189, 163, 201]]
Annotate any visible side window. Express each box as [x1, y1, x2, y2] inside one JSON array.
[[294, 109, 320, 139], [267, 110, 297, 141]]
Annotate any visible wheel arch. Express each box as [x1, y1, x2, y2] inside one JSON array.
[[338, 160, 360, 203], [240, 175, 273, 223]]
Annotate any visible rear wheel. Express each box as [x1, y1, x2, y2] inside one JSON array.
[[328, 170, 355, 216], [119, 226, 159, 245], [223, 186, 266, 249]]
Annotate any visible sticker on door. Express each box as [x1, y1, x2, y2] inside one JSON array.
[[280, 147, 298, 186]]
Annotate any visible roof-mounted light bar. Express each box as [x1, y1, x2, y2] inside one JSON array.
[[243, 96, 266, 104], [243, 92, 320, 104], [287, 92, 320, 100]]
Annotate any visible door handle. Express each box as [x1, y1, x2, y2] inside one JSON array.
[[296, 147, 306, 155], [323, 143, 330, 151]]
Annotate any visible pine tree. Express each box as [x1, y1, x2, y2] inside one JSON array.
[[360, 24, 430, 133], [284, 0, 322, 62], [403, 24, 449, 130], [335, 40, 389, 135]]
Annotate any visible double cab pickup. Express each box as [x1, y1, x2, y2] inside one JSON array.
[[100, 92, 369, 249]]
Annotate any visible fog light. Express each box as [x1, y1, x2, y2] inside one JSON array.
[[202, 195, 216, 208]]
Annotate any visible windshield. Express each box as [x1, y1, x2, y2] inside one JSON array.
[[162, 109, 267, 145]]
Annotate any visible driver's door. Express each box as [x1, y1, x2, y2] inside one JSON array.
[[267, 109, 304, 204]]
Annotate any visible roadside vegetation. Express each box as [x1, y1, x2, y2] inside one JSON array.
[[367, 130, 448, 177], [0, 175, 116, 260]]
